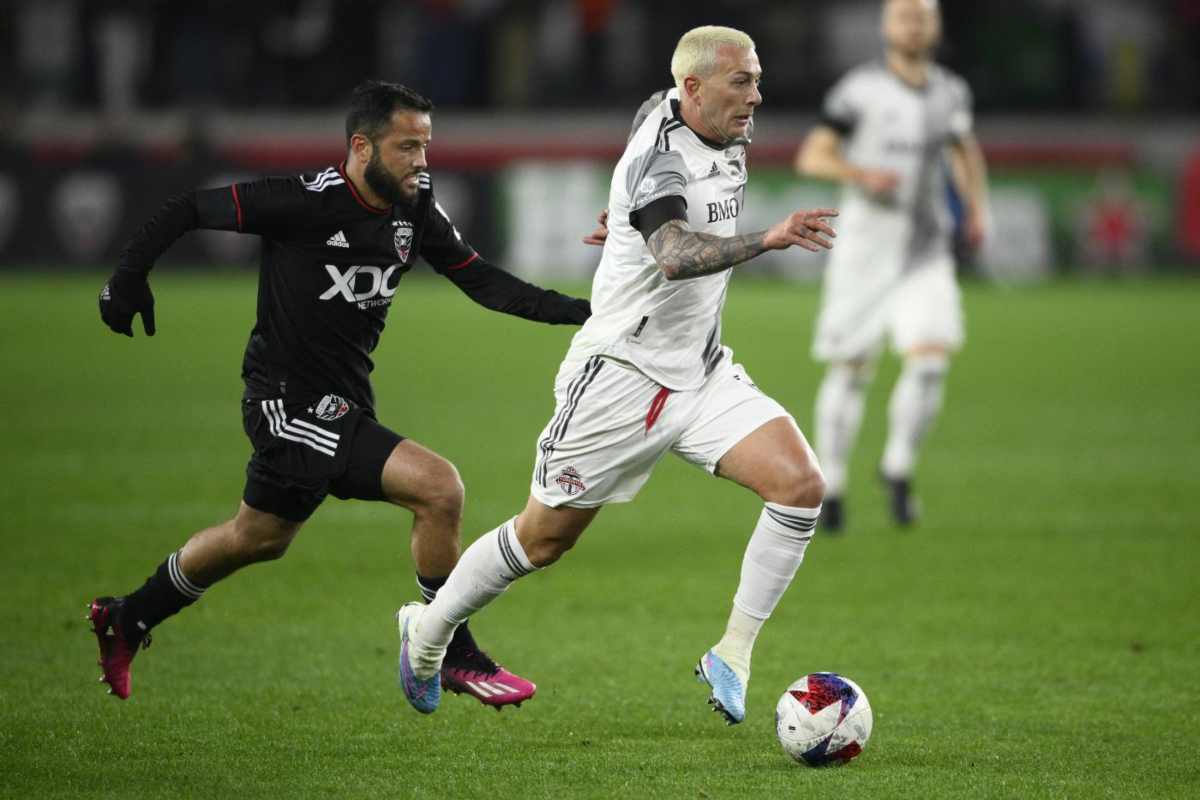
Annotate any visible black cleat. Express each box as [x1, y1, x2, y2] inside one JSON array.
[[819, 497, 844, 534], [881, 472, 919, 527]]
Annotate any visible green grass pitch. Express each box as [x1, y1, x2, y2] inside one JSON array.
[[1, 272, 1197, 798]]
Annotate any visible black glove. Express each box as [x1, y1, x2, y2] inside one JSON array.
[[99, 270, 156, 337]]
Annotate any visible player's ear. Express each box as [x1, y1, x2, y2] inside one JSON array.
[[683, 75, 703, 105], [350, 133, 373, 165]]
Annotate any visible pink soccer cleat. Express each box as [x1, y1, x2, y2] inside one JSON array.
[[88, 597, 149, 700], [440, 647, 536, 710]]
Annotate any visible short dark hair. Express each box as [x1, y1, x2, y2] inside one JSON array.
[[345, 80, 434, 145]]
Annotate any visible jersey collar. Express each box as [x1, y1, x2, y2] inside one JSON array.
[[338, 161, 390, 215]]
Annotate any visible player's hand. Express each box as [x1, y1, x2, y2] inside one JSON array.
[[764, 208, 838, 252], [856, 168, 900, 199], [582, 209, 609, 246], [99, 270, 156, 337], [963, 208, 988, 251]]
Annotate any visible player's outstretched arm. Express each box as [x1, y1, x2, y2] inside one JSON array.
[[99, 191, 207, 337], [796, 126, 899, 198], [647, 210, 838, 281], [101, 178, 308, 337], [440, 258, 590, 325], [947, 132, 991, 249]]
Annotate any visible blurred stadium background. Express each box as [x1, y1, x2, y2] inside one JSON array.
[[2, 0, 1199, 276], [2, 2, 1198, 797]]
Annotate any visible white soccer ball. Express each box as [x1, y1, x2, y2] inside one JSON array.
[[775, 672, 873, 766]]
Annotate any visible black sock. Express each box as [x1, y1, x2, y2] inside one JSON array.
[[416, 573, 479, 653], [121, 551, 207, 645]]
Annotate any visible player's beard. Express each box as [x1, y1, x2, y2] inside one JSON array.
[[364, 149, 418, 209], [704, 106, 753, 147]]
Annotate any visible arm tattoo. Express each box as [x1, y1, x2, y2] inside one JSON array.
[[646, 219, 768, 280]]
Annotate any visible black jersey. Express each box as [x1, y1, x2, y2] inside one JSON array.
[[117, 163, 589, 411]]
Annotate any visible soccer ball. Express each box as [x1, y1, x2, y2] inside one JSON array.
[[775, 673, 873, 766]]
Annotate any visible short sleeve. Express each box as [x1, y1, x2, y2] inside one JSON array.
[[947, 76, 974, 140], [422, 197, 478, 272], [820, 73, 860, 136], [629, 89, 670, 142], [626, 148, 688, 213]]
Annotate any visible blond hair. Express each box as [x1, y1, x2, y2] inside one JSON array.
[[670, 26, 756, 90]]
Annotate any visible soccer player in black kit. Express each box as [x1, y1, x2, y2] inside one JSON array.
[[89, 81, 588, 709]]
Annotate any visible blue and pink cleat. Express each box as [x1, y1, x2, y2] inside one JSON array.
[[397, 603, 441, 714], [397, 602, 537, 714], [695, 649, 747, 725]]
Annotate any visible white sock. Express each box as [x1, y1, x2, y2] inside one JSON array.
[[409, 517, 537, 678], [881, 354, 948, 478], [716, 503, 819, 680], [814, 362, 871, 497]]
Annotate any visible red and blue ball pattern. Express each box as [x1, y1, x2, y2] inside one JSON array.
[[775, 672, 872, 767]]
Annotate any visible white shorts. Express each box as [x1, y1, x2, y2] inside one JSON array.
[[530, 349, 792, 508], [812, 252, 964, 362]]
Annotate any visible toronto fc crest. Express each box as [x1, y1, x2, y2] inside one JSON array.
[[393, 220, 414, 262], [555, 466, 586, 496]]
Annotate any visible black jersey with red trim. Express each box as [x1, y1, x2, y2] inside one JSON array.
[[117, 163, 590, 412]]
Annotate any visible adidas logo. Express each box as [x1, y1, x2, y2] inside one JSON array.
[[464, 680, 520, 698], [326, 230, 349, 248], [708, 162, 721, 178]]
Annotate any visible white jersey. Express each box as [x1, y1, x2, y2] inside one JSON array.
[[564, 88, 748, 391], [822, 60, 973, 265]]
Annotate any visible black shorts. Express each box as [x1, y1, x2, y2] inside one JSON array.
[[241, 394, 405, 522]]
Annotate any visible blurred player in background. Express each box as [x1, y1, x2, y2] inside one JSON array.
[[90, 80, 590, 706], [398, 26, 839, 726], [795, 0, 989, 531]]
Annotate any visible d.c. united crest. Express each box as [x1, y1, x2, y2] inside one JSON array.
[[313, 394, 350, 421], [393, 221, 414, 261]]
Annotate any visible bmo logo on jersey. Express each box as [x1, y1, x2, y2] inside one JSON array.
[[320, 264, 403, 309], [707, 197, 740, 223]]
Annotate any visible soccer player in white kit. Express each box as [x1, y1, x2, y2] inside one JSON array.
[[396, 26, 840, 725], [796, 0, 990, 530]]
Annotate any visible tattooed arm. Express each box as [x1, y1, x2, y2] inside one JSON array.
[[647, 209, 840, 281]]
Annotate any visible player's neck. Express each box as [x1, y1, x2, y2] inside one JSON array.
[[342, 158, 390, 210], [679, 100, 729, 149], [886, 50, 931, 89]]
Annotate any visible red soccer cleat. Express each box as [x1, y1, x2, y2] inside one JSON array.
[[440, 647, 536, 710], [88, 597, 148, 700]]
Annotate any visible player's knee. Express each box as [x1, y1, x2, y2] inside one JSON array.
[[904, 350, 950, 376], [522, 532, 578, 568], [232, 516, 299, 563], [833, 358, 876, 389], [520, 522, 585, 568], [763, 461, 826, 508], [418, 464, 465, 523], [253, 534, 294, 562]]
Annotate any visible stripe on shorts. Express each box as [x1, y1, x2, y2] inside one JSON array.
[[260, 399, 340, 457], [535, 356, 604, 487]]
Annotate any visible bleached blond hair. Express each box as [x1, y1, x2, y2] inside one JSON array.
[[670, 26, 756, 90]]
